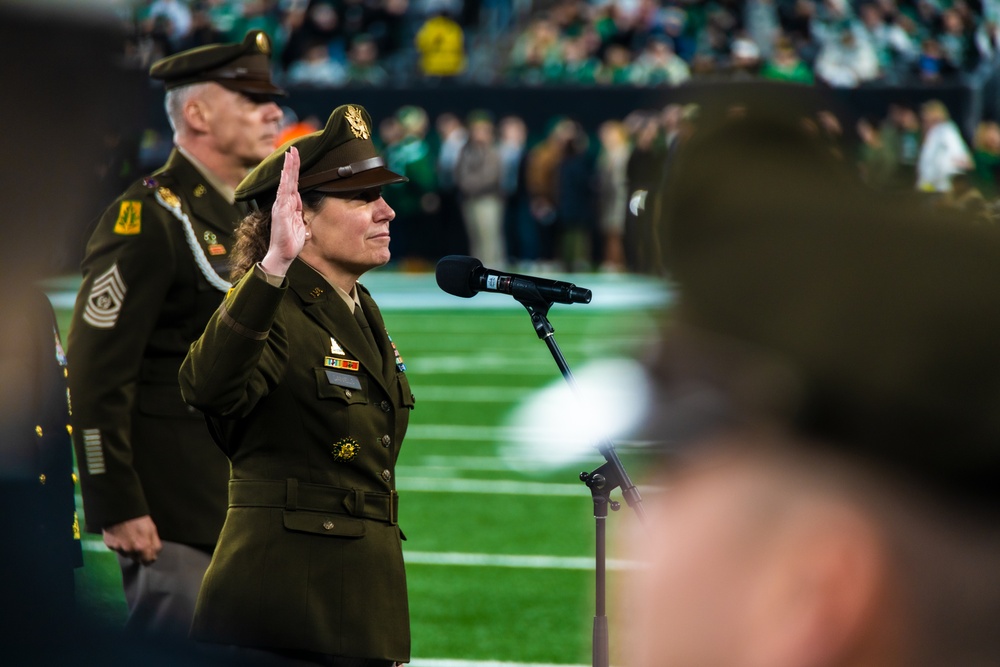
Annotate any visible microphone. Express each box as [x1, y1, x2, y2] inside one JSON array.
[[436, 255, 592, 305]]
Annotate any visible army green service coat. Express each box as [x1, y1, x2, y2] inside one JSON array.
[[179, 259, 415, 661], [68, 150, 237, 547]]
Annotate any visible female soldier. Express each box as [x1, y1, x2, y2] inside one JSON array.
[[179, 104, 414, 666]]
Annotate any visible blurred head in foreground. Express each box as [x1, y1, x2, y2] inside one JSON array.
[[622, 87, 1000, 667]]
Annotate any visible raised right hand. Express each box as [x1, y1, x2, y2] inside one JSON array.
[[261, 147, 306, 277]]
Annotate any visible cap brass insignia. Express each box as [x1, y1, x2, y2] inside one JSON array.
[[158, 186, 181, 209], [346, 105, 370, 140], [194, 184, 207, 198], [255, 32, 271, 55]]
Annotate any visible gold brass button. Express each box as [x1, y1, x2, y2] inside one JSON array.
[[322, 520, 335, 531], [381, 434, 391, 447], [35, 425, 43, 437], [38, 474, 47, 485], [381, 469, 391, 482]]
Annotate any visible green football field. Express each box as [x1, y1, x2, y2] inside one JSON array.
[[49, 270, 670, 667]]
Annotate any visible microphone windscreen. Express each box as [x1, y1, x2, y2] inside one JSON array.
[[435, 255, 482, 298]]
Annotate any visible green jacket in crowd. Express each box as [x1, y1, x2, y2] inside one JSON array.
[[179, 258, 415, 661], [67, 150, 236, 548]]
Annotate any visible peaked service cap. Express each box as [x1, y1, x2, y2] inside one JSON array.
[[235, 104, 407, 202], [149, 30, 286, 96]]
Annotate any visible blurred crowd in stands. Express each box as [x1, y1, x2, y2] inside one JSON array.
[[135, 94, 990, 274], [125, 0, 1000, 88], [108, 0, 1000, 275]]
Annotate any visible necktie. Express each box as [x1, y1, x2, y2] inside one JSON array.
[[353, 304, 380, 357]]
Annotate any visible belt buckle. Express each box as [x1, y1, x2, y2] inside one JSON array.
[[389, 490, 398, 525]]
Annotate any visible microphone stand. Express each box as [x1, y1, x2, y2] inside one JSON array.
[[515, 287, 646, 667]]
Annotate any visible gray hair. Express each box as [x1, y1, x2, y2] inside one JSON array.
[[164, 82, 213, 137]]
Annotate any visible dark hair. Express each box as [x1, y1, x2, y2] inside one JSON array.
[[230, 190, 329, 282]]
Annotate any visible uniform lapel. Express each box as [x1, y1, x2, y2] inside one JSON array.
[[288, 260, 390, 395], [163, 151, 245, 236], [359, 286, 397, 387]]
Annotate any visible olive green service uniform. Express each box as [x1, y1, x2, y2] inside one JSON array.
[[66, 30, 284, 637], [180, 261, 414, 661], [68, 150, 240, 545], [179, 104, 413, 663]]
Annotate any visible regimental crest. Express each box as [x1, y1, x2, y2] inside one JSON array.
[[331, 437, 360, 462], [113, 201, 142, 235], [346, 105, 370, 140], [158, 186, 181, 209], [82, 263, 127, 329]]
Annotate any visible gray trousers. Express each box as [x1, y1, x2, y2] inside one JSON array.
[[117, 540, 211, 640]]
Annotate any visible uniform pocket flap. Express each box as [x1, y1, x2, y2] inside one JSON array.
[[282, 510, 366, 538]]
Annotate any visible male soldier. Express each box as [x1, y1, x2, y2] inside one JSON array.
[[621, 96, 1000, 667], [68, 31, 284, 639]]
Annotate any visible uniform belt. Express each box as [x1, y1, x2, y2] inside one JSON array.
[[229, 478, 398, 525]]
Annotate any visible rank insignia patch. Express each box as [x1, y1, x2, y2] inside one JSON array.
[[330, 337, 345, 355], [83, 263, 127, 329], [325, 356, 360, 371], [331, 437, 360, 462], [113, 201, 142, 235]]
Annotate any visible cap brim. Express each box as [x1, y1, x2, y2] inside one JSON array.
[[310, 166, 408, 193], [215, 78, 288, 97]]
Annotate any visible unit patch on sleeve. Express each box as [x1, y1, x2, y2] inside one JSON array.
[[82, 263, 127, 329], [113, 201, 142, 235]]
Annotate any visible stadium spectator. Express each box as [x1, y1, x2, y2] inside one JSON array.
[[744, 0, 781, 61], [596, 119, 631, 272], [386, 105, 440, 267], [624, 111, 666, 274], [144, 0, 193, 49], [346, 34, 390, 85], [180, 3, 227, 50], [729, 33, 764, 80], [597, 43, 637, 85], [285, 41, 347, 86], [435, 112, 471, 256], [856, 115, 898, 189], [858, 2, 917, 84], [759, 37, 815, 84], [281, 0, 345, 73], [68, 32, 284, 643], [881, 103, 922, 189], [630, 35, 691, 86], [814, 26, 880, 87], [556, 120, 595, 271], [455, 111, 506, 267], [915, 37, 949, 82], [525, 117, 575, 263], [971, 120, 1000, 198], [917, 99, 972, 192], [939, 7, 975, 72], [415, 10, 467, 79], [274, 107, 322, 147], [496, 115, 535, 266]]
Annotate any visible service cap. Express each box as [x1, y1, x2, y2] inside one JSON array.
[[236, 104, 406, 202], [149, 30, 286, 97]]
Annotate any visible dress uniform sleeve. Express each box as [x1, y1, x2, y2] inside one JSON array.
[[66, 196, 177, 530], [179, 266, 288, 420]]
